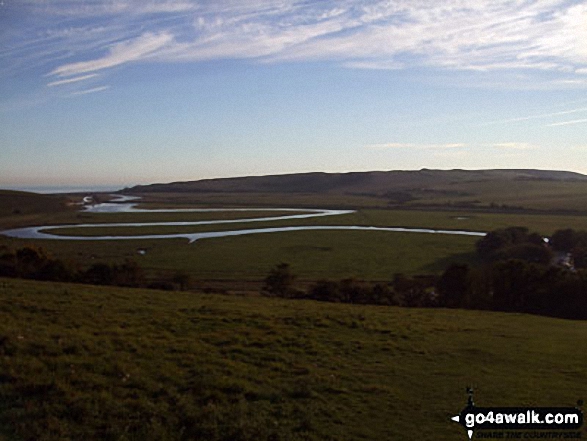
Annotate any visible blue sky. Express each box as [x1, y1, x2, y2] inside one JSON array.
[[1, 0, 587, 188]]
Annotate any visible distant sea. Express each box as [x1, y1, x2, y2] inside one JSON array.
[[0, 185, 125, 194]]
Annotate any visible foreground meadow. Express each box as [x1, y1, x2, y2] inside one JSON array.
[[1, 278, 585, 440]]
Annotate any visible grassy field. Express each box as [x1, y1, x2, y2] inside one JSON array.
[[81, 209, 313, 223], [127, 191, 385, 210], [346, 209, 587, 235], [0, 190, 69, 217], [5, 204, 587, 284], [43, 207, 587, 238], [0, 190, 75, 230], [135, 230, 479, 280], [3, 189, 587, 284], [0, 230, 479, 282], [410, 179, 587, 211], [0, 278, 585, 440], [132, 177, 587, 212]]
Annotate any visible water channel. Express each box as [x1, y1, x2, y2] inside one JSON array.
[[1, 195, 486, 242]]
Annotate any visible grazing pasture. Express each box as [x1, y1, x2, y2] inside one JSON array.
[[0, 278, 585, 440], [3, 187, 587, 283]]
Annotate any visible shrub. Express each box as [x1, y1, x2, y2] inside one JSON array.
[[263, 263, 296, 297]]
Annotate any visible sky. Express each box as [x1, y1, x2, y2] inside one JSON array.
[[1, 0, 587, 189]]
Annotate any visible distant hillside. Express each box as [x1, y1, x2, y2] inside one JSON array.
[[128, 169, 587, 195], [0, 190, 75, 229], [0, 190, 69, 217], [125, 169, 587, 211]]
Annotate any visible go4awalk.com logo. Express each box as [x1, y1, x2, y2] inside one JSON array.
[[451, 389, 583, 440]]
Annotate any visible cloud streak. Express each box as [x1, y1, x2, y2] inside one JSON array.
[[367, 143, 467, 150], [4, 1, 587, 88], [50, 32, 173, 77], [47, 73, 99, 87], [368, 142, 539, 151], [69, 86, 110, 96], [482, 107, 587, 126], [547, 119, 587, 127], [491, 142, 537, 150]]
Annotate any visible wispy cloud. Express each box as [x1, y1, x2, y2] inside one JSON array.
[[47, 73, 99, 87], [69, 86, 110, 96], [482, 107, 587, 126], [27, 1, 198, 18], [491, 142, 537, 150], [50, 32, 173, 77], [4, 1, 587, 88], [368, 141, 539, 151], [367, 142, 467, 150], [547, 118, 587, 127]]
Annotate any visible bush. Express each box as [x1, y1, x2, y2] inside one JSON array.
[[82, 263, 115, 285], [172, 271, 191, 291], [393, 273, 433, 307], [307, 280, 340, 302], [263, 263, 296, 297]]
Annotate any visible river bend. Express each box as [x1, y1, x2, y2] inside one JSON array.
[[1, 196, 486, 242]]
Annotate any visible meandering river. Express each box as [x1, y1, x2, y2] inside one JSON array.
[[1, 195, 486, 242]]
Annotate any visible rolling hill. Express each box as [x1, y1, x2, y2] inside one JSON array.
[[0, 190, 75, 229], [125, 169, 587, 211], [127, 169, 587, 194]]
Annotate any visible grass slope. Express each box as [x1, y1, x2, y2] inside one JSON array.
[[12, 207, 587, 283], [1, 278, 585, 440], [49, 208, 587, 237], [128, 169, 587, 212], [1, 230, 479, 281], [0, 190, 73, 229], [4, 190, 587, 284], [129, 169, 587, 195]]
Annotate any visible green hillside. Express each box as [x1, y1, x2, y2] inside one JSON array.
[[129, 169, 587, 194], [1, 278, 585, 440], [126, 169, 587, 212]]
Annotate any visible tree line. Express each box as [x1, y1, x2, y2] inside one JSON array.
[[0, 245, 191, 291], [2, 227, 586, 320], [264, 227, 587, 320]]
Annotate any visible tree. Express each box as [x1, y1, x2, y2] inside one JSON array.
[[115, 259, 144, 287], [0, 251, 16, 277], [172, 271, 191, 291], [15, 246, 46, 278], [263, 263, 296, 297], [466, 267, 492, 310], [490, 260, 543, 312], [37, 259, 72, 282], [83, 263, 114, 285], [436, 264, 470, 308], [371, 283, 398, 306], [392, 273, 430, 307], [308, 280, 340, 302], [572, 246, 587, 269], [550, 229, 579, 252], [496, 243, 553, 264], [339, 278, 374, 304], [476, 227, 531, 258], [476, 230, 509, 257]]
